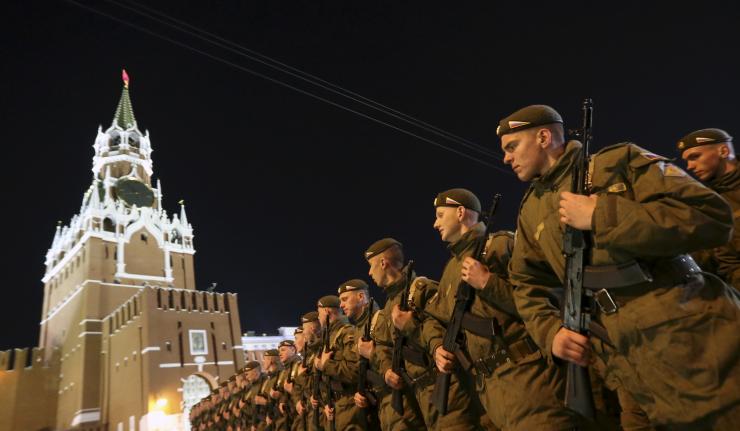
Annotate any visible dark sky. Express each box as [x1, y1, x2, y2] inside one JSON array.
[[2, 0, 739, 350]]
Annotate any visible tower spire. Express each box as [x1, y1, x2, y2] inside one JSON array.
[[112, 69, 137, 130]]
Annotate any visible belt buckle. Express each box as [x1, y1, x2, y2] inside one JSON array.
[[594, 288, 618, 315], [473, 357, 492, 377]]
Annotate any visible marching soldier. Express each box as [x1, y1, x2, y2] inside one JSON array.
[[314, 295, 366, 430], [295, 311, 323, 431], [259, 349, 285, 430], [275, 340, 301, 430], [244, 360, 268, 431], [285, 329, 308, 431], [677, 128, 740, 287], [420, 188, 578, 430], [334, 279, 384, 430], [499, 104, 740, 429], [362, 238, 442, 429]]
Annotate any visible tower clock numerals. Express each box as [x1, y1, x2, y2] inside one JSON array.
[[114, 178, 154, 207]]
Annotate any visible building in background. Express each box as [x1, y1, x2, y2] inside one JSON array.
[[242, 327, 297, 362], [0, 72, 245, 431]]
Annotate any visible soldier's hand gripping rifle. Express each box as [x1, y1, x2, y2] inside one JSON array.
[[390, 260, 415, 415], [562, 98, 596, 420], [431, 195, 502, 415]]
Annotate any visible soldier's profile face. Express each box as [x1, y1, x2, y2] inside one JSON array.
[[433, 206, 462, 242], [279, 345, 295, 362], [247, 368, 260, 382], [501, 130, 547, 181], [294, 332, 306, 351], [681, 145, 724, 181], [367, 255, 385, 287], [339, 291, 364, 319], [302, 321, 319, 341]]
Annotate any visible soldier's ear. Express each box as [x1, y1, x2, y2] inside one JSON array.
[[719, 144, 730, 159], [536, 128, 553, 149], [456, 206, 465, 221]]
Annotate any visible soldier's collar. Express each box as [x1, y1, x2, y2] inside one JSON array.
[[448, 222, 485, 258], [708, 165, 740, 192], [329, 315, 349, 331], [533, 140, 582, 190], [384, 265, 413, 298]]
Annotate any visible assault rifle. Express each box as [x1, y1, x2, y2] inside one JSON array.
[[390, 260, 415, 414], [357, 298, 377, 406], [431, 194, 502, 415], [562, 98, 596, 420], [322, 314, 336, 431], [311, 327, 323, 430]]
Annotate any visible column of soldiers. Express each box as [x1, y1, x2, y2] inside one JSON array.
[[190, 104, 740, 431]]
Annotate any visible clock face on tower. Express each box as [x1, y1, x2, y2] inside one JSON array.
[[114, 178, 155, 207]]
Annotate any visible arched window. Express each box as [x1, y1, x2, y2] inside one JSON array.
[[109, 133, 121, 150], [103, 218, 115, 233]]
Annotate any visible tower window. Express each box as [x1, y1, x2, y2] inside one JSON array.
[[140, 233, 148, 244], [103, 218, 115, 233]]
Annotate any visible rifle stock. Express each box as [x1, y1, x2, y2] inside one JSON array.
[[562, 98, 596, 420]]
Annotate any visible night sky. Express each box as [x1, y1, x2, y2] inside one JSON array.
[[2, 1, 739, 350]]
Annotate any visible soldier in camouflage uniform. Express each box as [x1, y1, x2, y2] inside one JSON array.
[[362, 238, 444, 430], [419, 188, 578, 430], [314, 295, 366, 430], [677, 128, 740, 287], [499, 104, 740, 430]]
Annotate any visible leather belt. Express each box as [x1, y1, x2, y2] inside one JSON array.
[[366, 369, 387, 390], [461, 312, 500, 338], [402, 345, 428, 367], [470, 337, 539, 378], [585, 254, 702, 315]]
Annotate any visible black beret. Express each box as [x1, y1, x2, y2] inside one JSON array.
[[244, 360, 261, 370], [496, 105, 563, 137], [677, 128, 733, 154], [279, 339, 296, 348], [337, 279, 369, 294], [434, 188, 481, 213], [264, 349, 279, 357], [364, 238, 402, 260], [301, 311, 319, 323], [317, 295, 340, 308]]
